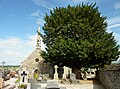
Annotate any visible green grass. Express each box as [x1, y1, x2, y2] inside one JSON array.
[[15, 77, 20, 83]]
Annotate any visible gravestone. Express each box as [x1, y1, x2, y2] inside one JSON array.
[[69, 68, 72, 75], [0, 71, 3, 89], [37, 74, 48, 83], [21, 71, 27, 82], [46, 80, 66, 89], [62, 66, 72, 79], [68, 68, 72, 78], [0, 78, 4, 89], [54, 65, 58, 80], [62, 66, 67, 79], [19, 68, 31, 89], [0, 70, 4, 78], [29, 78, 35, 89], [66, 67, 70, 78], [70, 73, 79, 83], [43, 74, 49, 78], [70, 73, 76, 80], [19, 68, 29, 84], [46, 80, 59, 89], [0, 73, 15, 89]]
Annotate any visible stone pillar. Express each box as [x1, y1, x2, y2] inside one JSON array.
[[62, 66, 67, 79], [54, 65, 58, 80]]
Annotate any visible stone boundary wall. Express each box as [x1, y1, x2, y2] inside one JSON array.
[[96, 69, 120, 89]]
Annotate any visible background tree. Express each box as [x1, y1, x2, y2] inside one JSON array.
[[42, 3, 120, 69]]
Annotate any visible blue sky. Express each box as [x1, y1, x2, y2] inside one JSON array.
[[0, 0, 120, 65]]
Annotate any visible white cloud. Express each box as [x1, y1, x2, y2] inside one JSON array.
[[0, 37, 25, 65], [31, 0, 53, 10], [107, 15, 120, 30], [107, 16, 120, 45], [30, 10, 45, 26], [107, 15, 120, 25], [113, 32, 120, 45], [107, 29, 120, 45], [108, 24, 120, 29], [114, 2, 120, 9], [36, 18, 45, 25], [31, 10, 40, 17], [0, 37, 22, 49], [30, 10, 45, 18], [26, 34, 37, 47], [0, 34, 46, 65]]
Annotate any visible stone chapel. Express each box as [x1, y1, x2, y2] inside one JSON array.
[[21, 26, 53, 78]]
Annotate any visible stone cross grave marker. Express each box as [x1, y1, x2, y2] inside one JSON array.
[[62, 66, 67, 79], [65, 67, 72, 78], [63, 66, 72, 79], [54, 65, 58, 80], [19, 68, 29, 84], [21, 71, 27, 82]]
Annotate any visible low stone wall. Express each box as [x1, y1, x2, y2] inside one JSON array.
[[96, 65, 120, 89]]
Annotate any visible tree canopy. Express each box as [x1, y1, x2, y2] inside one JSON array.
[[42, 3, 120, 69]]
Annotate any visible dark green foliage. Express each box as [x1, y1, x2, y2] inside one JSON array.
[[42, 3, 120, 69]]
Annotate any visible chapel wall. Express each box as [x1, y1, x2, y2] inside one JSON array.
[[38, 62, 53, 78]]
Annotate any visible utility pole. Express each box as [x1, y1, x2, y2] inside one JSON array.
[[1, 61, 5, 78]]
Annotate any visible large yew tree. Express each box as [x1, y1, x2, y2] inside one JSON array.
[[42, 4, 120, 69]]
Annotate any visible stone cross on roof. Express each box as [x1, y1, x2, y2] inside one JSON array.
[[36, 24, 41, 48]]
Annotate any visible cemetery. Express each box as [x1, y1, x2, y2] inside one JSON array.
[[0, 24, 119, 89], [0, 30, 119, 89], [0, 22, 119, 89], [0, 63, 119, 89], [0, 27, 107, 89], [0, 62, 108, 89], [0, 2, 120, 89]]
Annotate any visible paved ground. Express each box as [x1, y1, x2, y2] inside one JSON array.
[[4, 78, 17, 89], [4, 78, 31, 89], [59, 84, 105, 89], [58, 80, 106, 89], [38, 79, 106, 89], [5, 78, 17, 84], [4, 78, 106, 89]]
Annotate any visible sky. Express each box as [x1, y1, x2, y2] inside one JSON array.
[[0, 0, 120, 65]]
